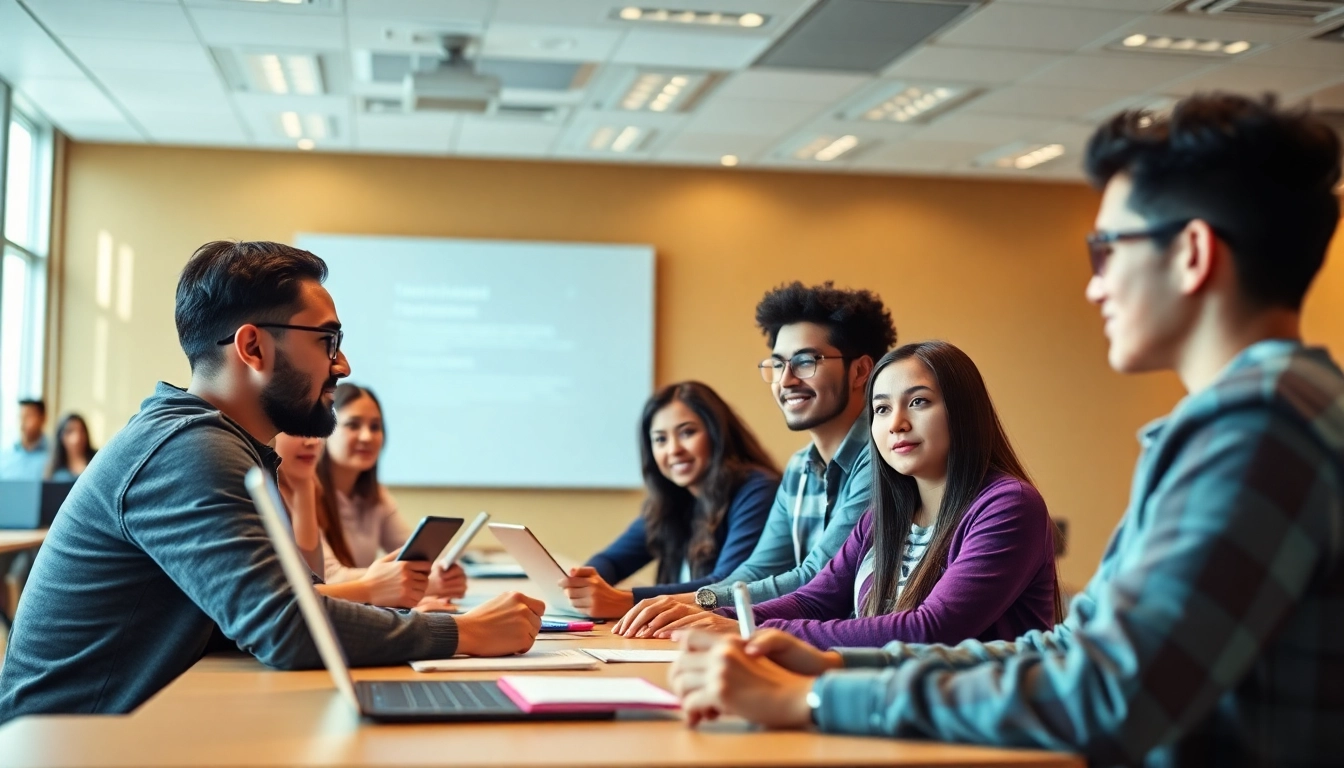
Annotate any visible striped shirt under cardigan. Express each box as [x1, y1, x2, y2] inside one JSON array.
[[813, 340, 1344, 767]]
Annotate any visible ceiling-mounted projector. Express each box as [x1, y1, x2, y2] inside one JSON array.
[[403, 35, 500, 113]]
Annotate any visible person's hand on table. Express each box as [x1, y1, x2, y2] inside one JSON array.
[[427, 561, 467, 600], [669, 630, 819, 729], [652, 611, 739, 638], [613, 593, 701, 638], [413, 595, 459, 613], [454, 591, 544, 656], [558, 566, 634, 619]]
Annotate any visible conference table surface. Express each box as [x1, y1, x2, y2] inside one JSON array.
[[0, 529, 46, 554], [0, 576, 1083, 768]]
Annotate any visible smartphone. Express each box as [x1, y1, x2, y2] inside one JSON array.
[[439, 511, 490, 569], [396, 516, 464, 562]]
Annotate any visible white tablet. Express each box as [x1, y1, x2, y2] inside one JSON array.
[[487, 523, 587, 619]]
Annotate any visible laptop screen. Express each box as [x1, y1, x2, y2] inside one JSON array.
[[244, 466, 362, 711]]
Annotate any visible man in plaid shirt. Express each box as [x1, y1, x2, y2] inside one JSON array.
[[669, 93, 1344, 767]]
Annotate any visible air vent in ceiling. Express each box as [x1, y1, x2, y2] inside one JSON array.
[[495, 104, 570, 122], [1178, 0, 1344, 24], [754, 0, 978, 73]]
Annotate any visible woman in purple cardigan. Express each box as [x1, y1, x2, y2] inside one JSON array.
[[710, 340, 1061, 649]]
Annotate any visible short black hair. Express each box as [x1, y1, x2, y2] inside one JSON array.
[[755, 281, 897, 363], [18, 399, 45, 418], [175, 241, 328, 374], [1084, 92, 1341, 310]]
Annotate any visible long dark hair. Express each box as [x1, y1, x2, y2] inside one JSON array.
[[862, 341, 1061, 621], [315, 383, 384, 568], [639, 382, 779, 583], [45, 412, 96, 480]]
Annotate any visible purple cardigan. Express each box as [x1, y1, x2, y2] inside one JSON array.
[[717, 473, 1056, 649]]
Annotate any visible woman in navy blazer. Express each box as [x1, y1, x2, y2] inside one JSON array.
[[561, 381, 779, 618]]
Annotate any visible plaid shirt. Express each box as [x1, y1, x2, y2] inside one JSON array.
[[815, 340, 1344, 767], [707, 415, 872, 606]]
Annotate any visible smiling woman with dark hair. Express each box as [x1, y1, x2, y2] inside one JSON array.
[[560, 381, 779, 619]]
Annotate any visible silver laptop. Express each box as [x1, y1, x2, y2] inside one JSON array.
[[243, 467, 609, 723]]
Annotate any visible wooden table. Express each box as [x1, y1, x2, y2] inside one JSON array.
[[0, 529, 46, 554], [0, 578, 1083, 768]]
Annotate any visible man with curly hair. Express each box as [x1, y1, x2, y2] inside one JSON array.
[[615, 281, 897, 637]]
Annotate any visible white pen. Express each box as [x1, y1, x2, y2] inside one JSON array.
[[732, 581, 756, 639], [439, 511, 490, 570]]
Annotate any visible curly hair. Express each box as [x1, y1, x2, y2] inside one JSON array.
[[755, 281, 897, 362]]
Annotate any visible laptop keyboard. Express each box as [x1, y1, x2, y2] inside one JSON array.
[[369, 680, 516, 713]]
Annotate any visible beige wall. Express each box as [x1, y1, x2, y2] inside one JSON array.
[[53, 142, 1344, 588]]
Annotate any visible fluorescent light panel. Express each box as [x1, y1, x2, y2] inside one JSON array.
[[589, 126, 654, 153], [1109, 33, 1258, 56], [794, 134, 860, 162], [848, 83, 979, 124], [619, 72, 708, 113], [612, 7, 767, 27], [243, 53, 325, 95], [277, 112, 331, 142], [980, 143, 1065, 170]]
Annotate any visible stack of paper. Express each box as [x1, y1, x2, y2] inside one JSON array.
[[580, 649, 681, 663], [496, 675, 680, 713], [410, 649, 598, 672]]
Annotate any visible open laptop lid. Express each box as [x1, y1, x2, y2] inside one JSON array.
[[244, 466, 362, 713]]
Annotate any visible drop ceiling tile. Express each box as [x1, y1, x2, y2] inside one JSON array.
[[58, 119, 145, 143], [611, 29, 773, 70], [492, 0, 619, 25], [187, 8, 347, 48], [61, 37, 216, 74], [483, 24, 625, 63], [936, 4, 1143, 53], [0, 2, 85, 80], [660, 130, 774, 157], [100, 70, 231, 112], [966, 84, 1146, 119], [456, 116, 562, 156], [864, 138, 1000, 170], [911, 112, 1061, 143], [686, 97, 826, 135], [994, 0, 1173, 10], [347, 0, 494, 23], [353, 113, 456, 154], [1242, 41, 1344, 71], [882, 45, 1059, 85], [14, 77, 123, 124], [347, 19, 482, 55], [1167, 64, 1344, 98], [1024, 53, 1218, 92], [558, 108, 689, 155], [137, 111, 248, 144], [23, 0, 196, 42], [714, 69, 872, 103]]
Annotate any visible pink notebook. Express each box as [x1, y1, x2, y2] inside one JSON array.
[[497, 675, 681, 713]]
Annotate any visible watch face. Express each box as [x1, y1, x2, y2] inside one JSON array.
[[695, 588, 716, 608]]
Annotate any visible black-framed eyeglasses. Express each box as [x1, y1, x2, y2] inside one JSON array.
[[215, 323, 344, 361], [758, 353, 849, 383], [1084, 219, 1192, 276]]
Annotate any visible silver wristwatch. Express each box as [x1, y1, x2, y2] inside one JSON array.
[[694, 586, 718, 610]]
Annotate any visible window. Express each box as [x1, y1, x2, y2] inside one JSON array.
[[0, 79, 54, 451]]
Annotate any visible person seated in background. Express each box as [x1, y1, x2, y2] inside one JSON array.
[[0, 240, 543, 724], [669, 93, 1344, 767], [0, 399, 49, 480], [314, 383, 465, 606], [616, 282, 897, 638], [676, 341, 1059, 648], [559, 381, 779, 618], [274, 432, 454, 611], [45, 413, 97, 481]]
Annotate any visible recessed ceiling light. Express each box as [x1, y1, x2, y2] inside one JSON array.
[[610, 7, 771, 28], [793, 134, 860, 162], [297, 138, 315, 150], [720, 154, 739, 166], [842, 82, 980, 124], [978, 143, 1065, 170], [1108, 33, 1259, 57], [616, 71, 715, 113], [243, 53, 325, 95], [276, 112, 331, 141], [588, 125, 654, 153]]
